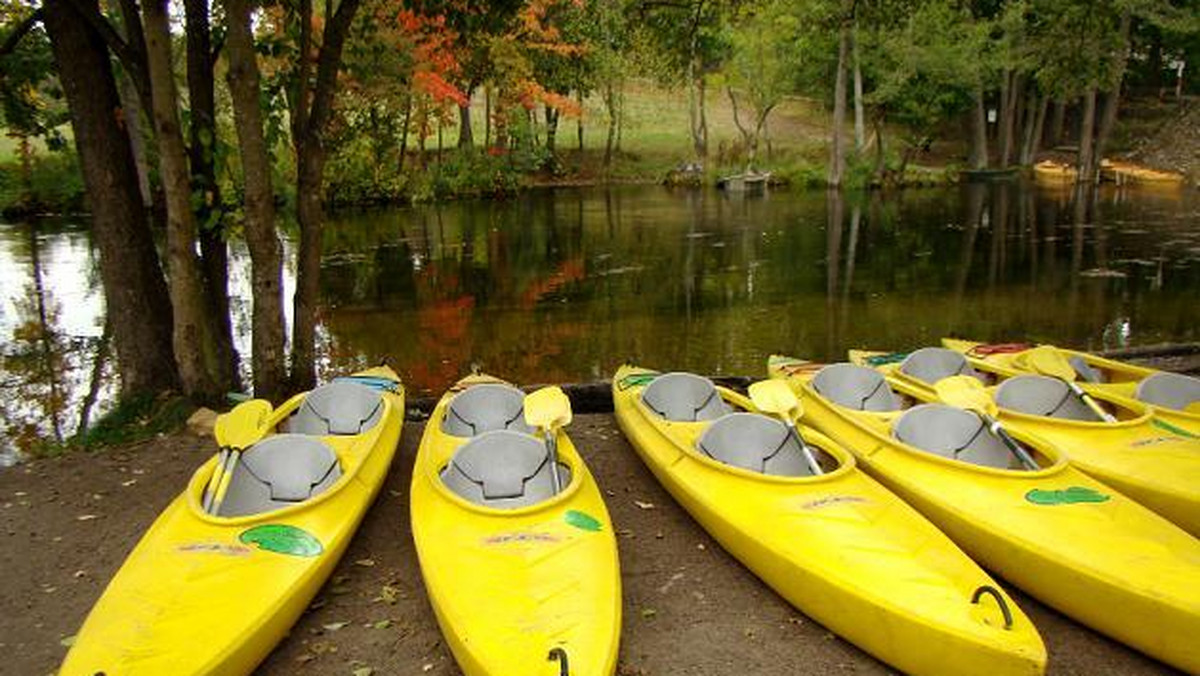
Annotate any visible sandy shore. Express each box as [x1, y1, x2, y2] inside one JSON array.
[[0, 415, 1183, 675]]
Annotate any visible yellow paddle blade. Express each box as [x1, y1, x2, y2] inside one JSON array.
[[214, 399, 273, 449], [934, 375, 998, 418], [1024, 345, 1077, 381], [749, 379, 803, 418], [525, 386, 572, 430], [1185, 401, 1200, 414]]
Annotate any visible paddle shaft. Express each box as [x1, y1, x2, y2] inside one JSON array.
[[209, 449, 242, 515], [982, 414, 1039, 470], [544, 428, 563, 495], [785, 420, 824, 476], [201, 449, 229, 513], [1066, 381, 1117, 423]]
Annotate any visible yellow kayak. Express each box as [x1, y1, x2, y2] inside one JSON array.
[[612, 365, 1045, 676], [942, 337, 1200, 436], [411, 375, 620, 676], [850, 345, 1200, 536], [60, 367, 405, 675], [769, 355, 1200, 673]]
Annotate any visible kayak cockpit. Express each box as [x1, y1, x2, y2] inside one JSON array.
[[1135, 371, 1200, 413], [994, 375, 1140, 422], [640, 371, 837, 477], [436, 381, 575, 510], [216, 434, 342, 517]]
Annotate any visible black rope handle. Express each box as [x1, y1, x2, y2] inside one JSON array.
[[971, 585, 1013, 630], [547, 647, 570, 676]]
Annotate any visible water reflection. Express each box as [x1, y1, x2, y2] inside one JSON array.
[[2, 182, 1198, 452]]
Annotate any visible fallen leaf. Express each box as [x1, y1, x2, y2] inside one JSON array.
[[76, 514, 99, 521], [59, 635, 76, 648], [422, 664, 434, 672], [372, 619, 392, 629], [296, 653, 315, 664], [640, 607, 657, 619], [352, 667, 374, 676], [121, 479, 138, 487], [322, 621, 350, 632], [329, 585, 352, 595], [353, 558, 376, 567], [634, 500, 655, 510], [377, 585, 400, 604], [73, 570, 86, 578]]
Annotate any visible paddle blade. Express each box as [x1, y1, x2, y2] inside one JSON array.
[[1185, 401, 1200, 415], [935, 375, 998, 417], [525, 386, 572, 430], [749, 380, 802, 418], [1025, 345, 1077, 381], [214, 399, 273, 449]]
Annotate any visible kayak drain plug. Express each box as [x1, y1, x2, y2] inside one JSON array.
[[548, 647, 570, 675]]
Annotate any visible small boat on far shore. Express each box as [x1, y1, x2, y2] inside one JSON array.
[[717, 170, 771, 193]]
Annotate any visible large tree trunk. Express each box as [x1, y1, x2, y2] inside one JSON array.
[[42, 0, 177, 397], [225, 0, 287, 400], [1076, 87, 1097, 184], [144, 0, 223, 400], [852, 24, 865, 152], [185, 0, 238, 392], [289, 0, 363, 391], [575, 88, 584, 151], [1048, 99, 1066, 146], [828, 19, 849, 187], [998, 70, 1021, 167], [604, 84, 618, 167], [545, 104, 558, 158], [1019, 93, 1048, 165], [968, 87, 989, 170]]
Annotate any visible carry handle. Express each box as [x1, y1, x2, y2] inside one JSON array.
[[547, 647, 570, 676], [971, 585, 1013, 630]]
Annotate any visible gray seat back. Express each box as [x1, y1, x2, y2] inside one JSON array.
[[1069, 356, 1106, 383], [441, 383, 534, 437], [217, 434, 342, 517], [286, 381, 384, 435], [812, 363, 903, 412], [900, 347, 984, 385], [1136, 372, 1200, 412], [994, 375, 1100, 421], [440, 430, 570, 509], [893, 404, 1014, 469], [641, 372, 731, 422], [696, 413, 813, 476]]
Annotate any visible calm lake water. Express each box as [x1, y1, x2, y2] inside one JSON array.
[[2, 182, 1198, 459]]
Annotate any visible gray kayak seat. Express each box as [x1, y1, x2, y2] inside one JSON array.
[[893, 404, 1015, 469], [899, 347, 984, 385], [641, 372, 731, 422], [696, 413, 814, 477], [442, 383, 534, 437], [217, 434, 342, 517], [812, 363, 903, 412], [1069, 356, 1106, 383], [994, 375, 1100, 422], [440, 430, 570, 509], [286, 381, 384, 435], [1135, 372, 1200, 412]]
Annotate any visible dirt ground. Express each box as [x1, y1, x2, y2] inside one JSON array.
[[0, 415, 1184, 676]]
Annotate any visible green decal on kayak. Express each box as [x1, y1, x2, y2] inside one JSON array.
[[616, 371, 660, 391], [865, 352, 908, 366], [1152, 418, 1198, 439], [239, 524, 324, 557], [1025, 487, 1110, 506], [564, 510, 603, 532]]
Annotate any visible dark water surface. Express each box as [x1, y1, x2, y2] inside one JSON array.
[[3, 182, 1198, 458]]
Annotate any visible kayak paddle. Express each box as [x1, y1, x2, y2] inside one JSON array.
[[748, 380, 823, 475], [1024, 346, 1117, 423], [205, 399, 273, 514], [524, 386, 573, 495], [935, 376, 1039, 470]]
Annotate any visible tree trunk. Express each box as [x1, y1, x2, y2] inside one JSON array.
[[828, 19, 849, 187], [1091, 11, 1132, 179], [115, 70, 151, 205], [458, 91, 474, 148], [289, 0, 363, 391], [1076, 87, 1097, 184], [968, 87, 989, 170], [144, 0, 223, 401], [998, 70, 1020, 167], [1020, 94, 1048, 165], [42, 0, 178, 397], [225, 0, 287, 400], [852, 24, 865, 152], [399, 93, 411, 170], [604, 84, 618, 167], [576, 88, 584, 151], [544, 104, 558, 159], [1049, 99, 1066, 146], [185, 0, 238, 392], [484, 84, 492, 149]]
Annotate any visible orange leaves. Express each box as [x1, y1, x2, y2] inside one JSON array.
[[395, 9, 468, 108], [414, 71, 469, 107], [519, 80, 583, 117]]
